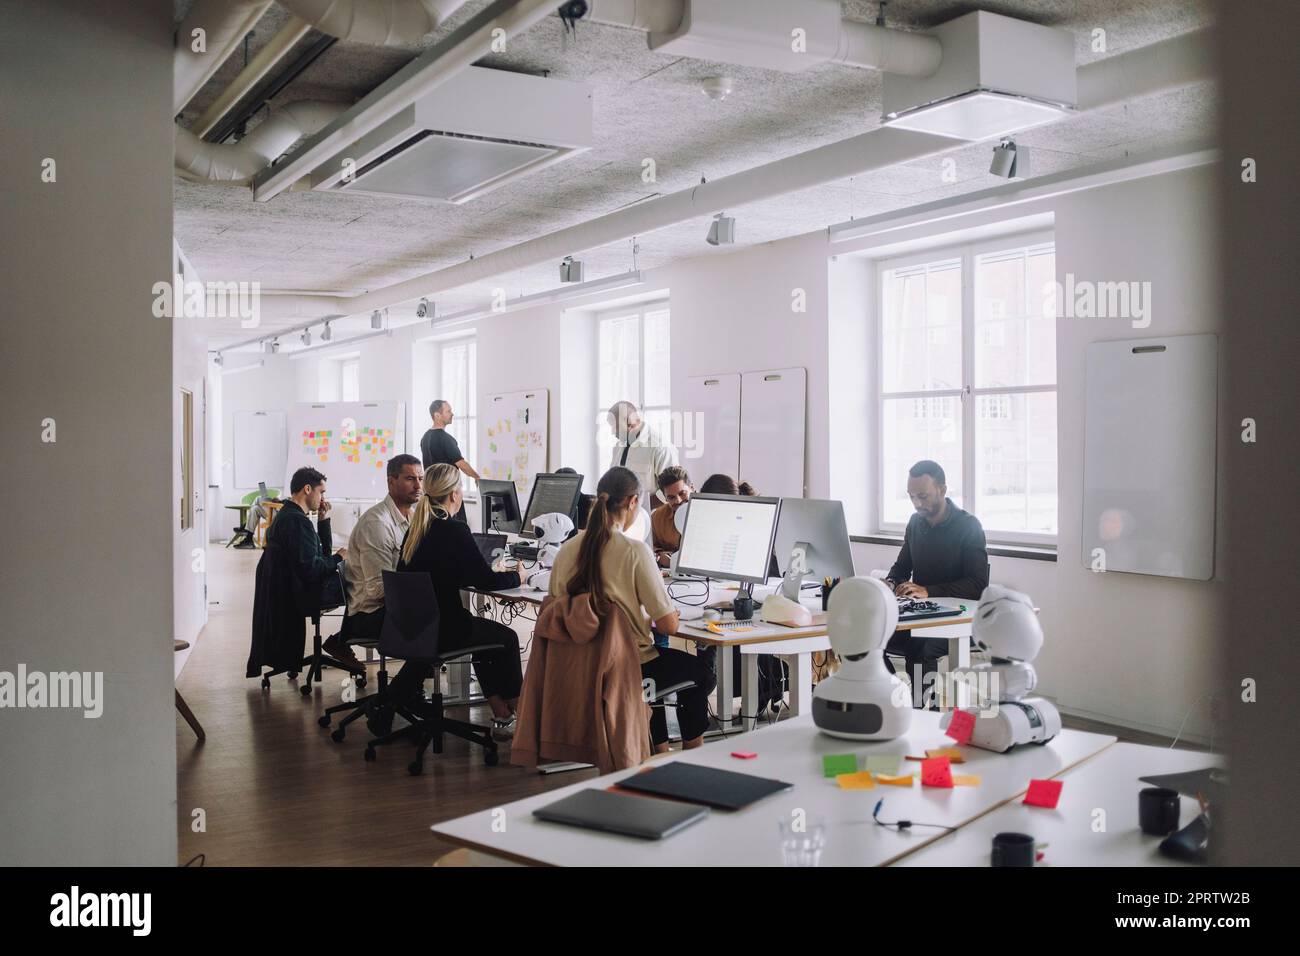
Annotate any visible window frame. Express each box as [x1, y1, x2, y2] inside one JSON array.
[[875, 229, 1057, 547], [594, 301, 671, 467], [436, 336, 477, 494]]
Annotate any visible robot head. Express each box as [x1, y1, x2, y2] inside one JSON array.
[[673, 500, 689, 535], [530, 512, 574, 547], [972, 585, 1042, 662], [622, 505, 650, 543], [827, 577, 897, 658]]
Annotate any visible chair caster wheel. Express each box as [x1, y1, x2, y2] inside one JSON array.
[[484, 749, 499, 767], [288, 670, 299, 679], [317, 715, 330, 728], [300, 684, 313, 697], [260, 677, 270, 690], [408, 762, 423, 776], [364, 748, 376, 762], [331, 729, 345, 743], [356, 676, 366, 689]]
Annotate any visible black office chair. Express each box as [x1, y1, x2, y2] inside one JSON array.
[[317, 576, 394, 741], [297, 566, 366, 697], [364, 571, 500, 775], [648, 679, 697, 746]]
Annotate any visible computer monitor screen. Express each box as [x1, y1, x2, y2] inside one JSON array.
[[478, 479, 521, 534], [771, 498, 856, 580], [676, 493, 782, 585], [522, 472, 584, 535]]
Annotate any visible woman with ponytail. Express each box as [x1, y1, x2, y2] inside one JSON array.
[[392, 463, 523, 740], [548, 466, 716, 751]]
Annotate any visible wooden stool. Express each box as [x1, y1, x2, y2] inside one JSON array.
[[174, 639, 205, 741]]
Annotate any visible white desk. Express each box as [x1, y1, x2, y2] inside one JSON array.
[[430, 712, 1115, 867], [895, 742, 1222, 867]]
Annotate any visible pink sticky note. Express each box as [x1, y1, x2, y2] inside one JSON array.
[[946, 709, 976, 745], [1024, 778, 1063, 808], [920, 756, 954, 788], [731, 751, 757, 760]]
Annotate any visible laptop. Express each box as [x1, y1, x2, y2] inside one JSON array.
[[614, 762, 793, 811], [532, 788, 709, 840], [471, 532, 508, 566]]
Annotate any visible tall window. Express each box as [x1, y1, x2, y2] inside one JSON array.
[[596, 304, 670, 456], [878, 232, 1056, 544], [439, 338, 477, 490]]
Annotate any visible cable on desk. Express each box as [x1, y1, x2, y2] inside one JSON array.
[[871, 799, 956, 833]]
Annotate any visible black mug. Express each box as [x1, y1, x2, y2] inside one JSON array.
[[732, 594, 755, 621], [990, 832, 1035, 867], [1139, 787, 1181, 836]]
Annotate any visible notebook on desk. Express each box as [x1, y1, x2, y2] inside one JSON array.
[[614, 762, 793, 811], [532, 788, 708, 840]]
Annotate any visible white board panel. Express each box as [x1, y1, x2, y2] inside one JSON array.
[[1082, 334, 1217, 580], [739, 367, 806, 498], [233, 410, 286, 490], [678, 373, 740, 487], [286, 401, 405, 500], [480, 389, 549, 503]]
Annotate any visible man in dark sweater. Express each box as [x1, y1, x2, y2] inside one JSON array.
[[883, 460, 989, 705]]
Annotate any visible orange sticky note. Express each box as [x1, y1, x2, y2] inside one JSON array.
[[926, 747, 966, 763], [921, 756, 954, 788], [1024, 778, 1063, 808], [946, 709, 976, 744], [835, 772, 877, 791], [875, 773, 914, 787], [952, 774, 982, 787]]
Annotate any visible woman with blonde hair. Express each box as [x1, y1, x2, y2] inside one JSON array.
[[391, 463, 523, 740], [548, 466, 716, 751]]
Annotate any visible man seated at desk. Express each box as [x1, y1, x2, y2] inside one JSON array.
[[883, 460, 989, 705], [650, 465, 693, 568]]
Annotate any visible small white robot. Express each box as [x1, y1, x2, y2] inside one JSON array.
[[812, 576, 913, 741], [938, 585, 1061, 752], [522, 512, 574, 590]]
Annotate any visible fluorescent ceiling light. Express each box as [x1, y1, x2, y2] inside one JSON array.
[[883, 90, 1071, 142]]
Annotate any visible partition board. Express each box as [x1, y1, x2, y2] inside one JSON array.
[[678, 373, 741, 487], [286, 401, 405, 500], [481, 389, 549, 502], [739, 367, 807, 498], [233, 410, 286, 490]]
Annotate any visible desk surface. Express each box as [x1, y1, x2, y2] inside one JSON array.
[[430, 712, 1115, 867], [895, 742, 1222, 867]]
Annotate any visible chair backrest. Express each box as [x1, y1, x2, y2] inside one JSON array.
[[379, 570, 441, 662]]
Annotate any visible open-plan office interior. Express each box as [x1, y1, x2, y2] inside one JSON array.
[[3, 0, 1297, 899]]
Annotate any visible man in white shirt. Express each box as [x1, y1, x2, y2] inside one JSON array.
[[324, 454, 423, 664], [607, 400, 679, 505]]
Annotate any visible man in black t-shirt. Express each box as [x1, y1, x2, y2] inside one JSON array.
[[420, 399, 480, 524]]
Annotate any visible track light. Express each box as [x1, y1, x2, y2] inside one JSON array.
[[269, 338, 280, 354], [706, 213, 735, 246], [321, 321, 332, 342], [371, 309, 383, 330], [990, 139, 1030, 179], [213, 352, 223, 367], [301, 328, 312, 346], [559, 256, 584, 283], [416, 297, 431, 318]]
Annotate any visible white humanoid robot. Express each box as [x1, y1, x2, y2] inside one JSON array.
[[521, 512, 574, 590], [812, 576, 913, 741], [938, 585, 1061, 752]]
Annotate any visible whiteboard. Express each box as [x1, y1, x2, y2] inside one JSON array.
[[678, 373, 740, 487], [739, 367, 807, 498], [233, 410, 286, 490], [480, 389, 549, 503], [286, 401, 405, 500], [1082, 335, 1217, 580]]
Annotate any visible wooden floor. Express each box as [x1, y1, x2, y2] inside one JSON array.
[[177, 544, 1195, 866]]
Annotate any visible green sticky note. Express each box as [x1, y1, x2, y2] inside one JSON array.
[[823, 754, 858, 777], [865, 754, 904, 775]]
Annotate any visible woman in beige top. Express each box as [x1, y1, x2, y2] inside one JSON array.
[[549, 466, 717, 751]]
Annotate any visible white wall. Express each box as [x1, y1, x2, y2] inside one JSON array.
[[0, 0, 177, 865], [218, 162, 1222, 742], [174, 246, 209, 646]]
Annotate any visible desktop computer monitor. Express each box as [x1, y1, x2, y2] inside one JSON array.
[[522, 472, 584, 536], [479, 479, 522, 534], [675, 493, 782, 587], [771, 497, 856, 580]]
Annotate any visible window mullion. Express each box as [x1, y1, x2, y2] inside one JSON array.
[[961, 245, 975, 514]]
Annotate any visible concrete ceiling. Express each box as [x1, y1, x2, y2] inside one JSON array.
[[174, 1, 1217, 349]]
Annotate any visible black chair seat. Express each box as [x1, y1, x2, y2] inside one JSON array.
[[651, 680, 696, 702]]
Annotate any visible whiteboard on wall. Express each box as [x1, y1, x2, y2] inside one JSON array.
[[678, 373, 740, 487], [739, 367, 807, 498], [480, 389, 549, 502], [1082, 334, 1217, 580], [233, 410, 286, 490], [286, 401, 405, 500]]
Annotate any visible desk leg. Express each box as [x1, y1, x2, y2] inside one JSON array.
[[716, 645, 735, 724], [741, 654, 759, 733], [787, 653, 813, 717], [948, 637, 971, 709]]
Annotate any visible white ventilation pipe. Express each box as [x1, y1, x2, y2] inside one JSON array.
[[257, 28, 1213, 320], [584, 0, 685, 33], [174, 0, 273, 114], [831, 18, 942, 76], [175, 101, 347, 184], [276, 0, 468, 45], [191, 15, 314, 138]]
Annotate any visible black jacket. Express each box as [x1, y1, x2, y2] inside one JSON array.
[[246, 501, 340, 677], [396, 516, 519, 646]]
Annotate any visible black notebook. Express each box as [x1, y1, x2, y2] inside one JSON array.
[[532, 788, 708, 840], [615, 762, 793, 811]]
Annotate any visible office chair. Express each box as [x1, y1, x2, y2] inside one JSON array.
[[648, 679, 696, 747], [364, 571, 500, 775], [259, 566, 367, 695]]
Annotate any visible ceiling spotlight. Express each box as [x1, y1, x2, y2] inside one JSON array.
[[269, 338, 280, 354], [701, 76, 734, 101], [213, 352, 224, 367], [416, 297, 431, 318], [559, 256, 585, 283], [370, 309, 383, 330], [301, 328, 312, 346], [706, 213, 735, 246], [989, 139, 1030, 179], [321, 321, 332, 342]]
